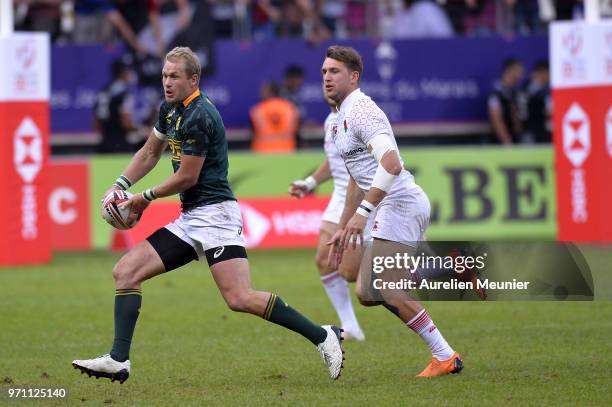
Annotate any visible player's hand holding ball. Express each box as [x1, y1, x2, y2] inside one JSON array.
[[101, 190, 142, 230]]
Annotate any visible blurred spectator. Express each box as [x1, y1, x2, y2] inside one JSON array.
[[513, 0, 541, 34], [253, 0, 281, 41], [210, 0, 236, 38], [73, 0, 145, 53], [14, 0, 63, 41], [250, 81, 299, 153], [441, 0, 495, 35], [316, 0, 347, 38], [280, 64, 306, 119], [554, 0, 583, 20], [344, 0, 367, 37], [524, 60, 551, 143], [114, 0, 163, 56], [276, 0, 307, 37], [136, 0, 191, 56], [94, 59, 142, 153], [487, 57, 524, 145], [390, 0, 454, 39], [302, 0, 332, 44], [465, 0, 495, 35]]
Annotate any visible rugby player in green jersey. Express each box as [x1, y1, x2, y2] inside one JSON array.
[[72, 47, 344, 384]]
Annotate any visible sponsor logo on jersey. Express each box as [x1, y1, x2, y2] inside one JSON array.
[[341, 147, 365, 159]]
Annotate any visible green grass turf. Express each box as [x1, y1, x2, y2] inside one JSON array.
[[1, 249, 611, 406]]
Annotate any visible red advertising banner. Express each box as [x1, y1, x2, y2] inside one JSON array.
[[48, 160, 91, 250], [0, 102, 51, 265], [551, 21, 612, 241], [553, 87, 612, 241], [111, 196, 329, 251], [0, 33, 51, 265]]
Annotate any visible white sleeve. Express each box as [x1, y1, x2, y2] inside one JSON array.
[[351, 98, 390, 145], [153, 127, 167, 140]]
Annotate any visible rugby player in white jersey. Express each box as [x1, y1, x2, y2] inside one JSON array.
[[289, 98, 369, 341], [321, 45, 463, 377]]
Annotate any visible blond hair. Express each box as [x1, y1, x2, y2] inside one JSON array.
[[166, 47, 201, 83]]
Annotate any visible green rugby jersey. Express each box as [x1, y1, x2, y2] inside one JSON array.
[[154, 89, 235, 210]]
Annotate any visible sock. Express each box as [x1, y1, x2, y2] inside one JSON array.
[[407, 309, 454, 361], [321, 272, 360, 332], [110, 289, 142, 362], [263, 294, 327, 346]]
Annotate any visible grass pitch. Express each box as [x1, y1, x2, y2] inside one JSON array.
[[1, 249, 611, 406]]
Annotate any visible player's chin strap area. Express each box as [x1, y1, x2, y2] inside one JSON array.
[[368, 133, 398, 193]]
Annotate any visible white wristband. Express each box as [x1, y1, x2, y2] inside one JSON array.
[[356, 200, 375, 218], [293, 176, 318, 192], [304, 176, 317, 191]]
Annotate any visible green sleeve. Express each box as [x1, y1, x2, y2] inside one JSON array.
[[154, 102, 170, 135]]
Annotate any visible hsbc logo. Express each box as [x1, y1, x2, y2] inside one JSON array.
[[14, 117, 43, 183], [563, 103, 590, 167]]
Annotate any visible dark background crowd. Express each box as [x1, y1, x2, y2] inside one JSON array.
[[13, 0, 590, 152], [14, 0, 604, 46]]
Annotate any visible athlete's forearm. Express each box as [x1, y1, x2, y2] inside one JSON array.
[[311, 159, 332, 185], [147, 171, 195, 199], [338, 176, 364, 228], [119, 135, 166, 186], [361, 150, 398, 207]]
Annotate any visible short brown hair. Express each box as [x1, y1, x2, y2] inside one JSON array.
[[166, 46, 201, 83], [326, 45, 363, 81]]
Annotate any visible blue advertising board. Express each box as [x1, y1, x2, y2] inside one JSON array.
[[50, 35, 548, 138]]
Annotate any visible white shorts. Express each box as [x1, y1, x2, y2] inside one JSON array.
[[321, 190, 346, 224], [370, 187, 430, 246], [165, 200, 246, 259], [320, 190, 373, 242]]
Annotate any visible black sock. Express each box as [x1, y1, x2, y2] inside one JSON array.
[[263, 294, 327, 346], [110, 289, 142, 362]]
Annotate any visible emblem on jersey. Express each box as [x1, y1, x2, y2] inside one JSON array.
[[168, 138, 181, 161], [344, 120, 348, 133], [166, 109, 174, 125], [175, 116, 182, 131], [332, 124, 338, 138]]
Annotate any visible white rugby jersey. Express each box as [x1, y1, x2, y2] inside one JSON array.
[[333, 89, 420, 198], [323, 112, 349, 197]]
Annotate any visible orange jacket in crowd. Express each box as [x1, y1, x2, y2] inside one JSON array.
[[249, 97, 299, 153]]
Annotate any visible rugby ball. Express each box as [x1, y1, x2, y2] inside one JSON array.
[[101, 190, 140, 230]]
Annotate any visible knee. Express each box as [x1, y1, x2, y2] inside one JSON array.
[[338, 264, 356, 282], [112, 259, 139, 287], [354, 284, 380, 307], [224, 289, 254, 313], [315, 251, 330, 273], [354, 284, 370, 306]]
